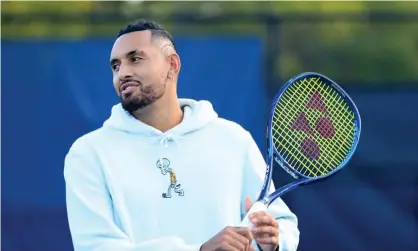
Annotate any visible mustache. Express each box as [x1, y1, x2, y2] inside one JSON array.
[[120, 79, 141, 86], [119, 79, 142, 92]]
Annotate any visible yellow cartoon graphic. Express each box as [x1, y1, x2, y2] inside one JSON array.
[[156, 158, 184, 198]]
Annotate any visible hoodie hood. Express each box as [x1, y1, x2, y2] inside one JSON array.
[[103, 98, 218, 137]]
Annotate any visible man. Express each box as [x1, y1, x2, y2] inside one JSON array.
[[64, 19, 299, 251]]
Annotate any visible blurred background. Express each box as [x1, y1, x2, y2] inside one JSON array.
[[2, 1, 418, 251]]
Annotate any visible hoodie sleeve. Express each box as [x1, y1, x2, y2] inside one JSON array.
[[64, 139, 202, 251], [241, 132, 300, 251]]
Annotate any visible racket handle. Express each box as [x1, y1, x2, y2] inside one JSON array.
[[239, 201, 268, 227]]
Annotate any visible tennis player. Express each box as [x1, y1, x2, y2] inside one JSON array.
[[64, 19, 299, 251]]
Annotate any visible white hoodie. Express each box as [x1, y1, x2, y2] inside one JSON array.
[[64, 99, 299, 251]]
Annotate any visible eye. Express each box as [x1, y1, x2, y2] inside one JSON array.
[[132, 56, 142, 62], [111, 63, 120, 71]]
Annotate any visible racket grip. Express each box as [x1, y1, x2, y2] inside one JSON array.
[[239, 201, 268, 227]]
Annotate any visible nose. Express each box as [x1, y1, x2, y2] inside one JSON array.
[[118, 64, 134, 79]]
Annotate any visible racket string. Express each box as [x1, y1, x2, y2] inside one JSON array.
[[272, 88, 319, 176], [287, 78, 353, 173], [294, 81, 354, 163], [273, 93, 322, 177], [272, 77, 356, 178], [275, 79, 330, 176], [318, 84, 356, 163], [285, 82, 353, 147], [288, 78, 354, 171], [285, 79, 331, 176]]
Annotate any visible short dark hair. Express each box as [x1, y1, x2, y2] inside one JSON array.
[[117, 19, 176, 51]]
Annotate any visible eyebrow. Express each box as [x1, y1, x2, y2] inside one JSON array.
[[110, 49, 145, 66]]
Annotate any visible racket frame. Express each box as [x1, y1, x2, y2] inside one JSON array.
[[240, 72, 361, 228], [260, 72, 362, 206]]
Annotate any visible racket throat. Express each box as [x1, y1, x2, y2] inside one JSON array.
[[268, 179, 309, 202]]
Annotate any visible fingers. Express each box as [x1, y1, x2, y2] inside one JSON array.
[[253, 235, 279, 246], [222, 234, 247, 251], [252, 225, 277, 237], [234, 227, 254, 242], [235, 228, 256, 251], [233, 227, 256, 251], [218, 241, 239, 251], [224, 227, 252, 250], [250, 212, 278, 228], [248, 212, 279, 247]]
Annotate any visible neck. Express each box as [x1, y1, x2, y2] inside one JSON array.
[[132, 96, 183, 133]]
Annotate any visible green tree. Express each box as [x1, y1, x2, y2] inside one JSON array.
[[2, 1, 417, 83]]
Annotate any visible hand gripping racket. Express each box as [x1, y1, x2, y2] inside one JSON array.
[[240, 72, 361, 226]]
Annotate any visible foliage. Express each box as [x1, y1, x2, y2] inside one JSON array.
[[2, 1, 417, 84]]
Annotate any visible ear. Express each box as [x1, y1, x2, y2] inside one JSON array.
[[168, 53, 181, 78]]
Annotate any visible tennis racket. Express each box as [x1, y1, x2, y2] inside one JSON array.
[[240, 72, 361, 226]]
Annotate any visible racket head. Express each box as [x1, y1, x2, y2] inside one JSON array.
[[267, 72, 361, 181]]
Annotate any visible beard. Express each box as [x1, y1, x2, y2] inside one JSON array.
[[120, 84, 165, 113]]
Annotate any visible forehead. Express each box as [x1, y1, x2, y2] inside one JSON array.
[[110, 30, 155, 58]]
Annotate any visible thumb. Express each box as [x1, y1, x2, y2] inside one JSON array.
[[244, 197, 253, 212]]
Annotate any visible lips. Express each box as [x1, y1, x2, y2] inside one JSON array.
[[120, 81, 140, 92]]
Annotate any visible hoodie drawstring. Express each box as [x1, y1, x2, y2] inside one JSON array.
[[158, 134, 182, 165]]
